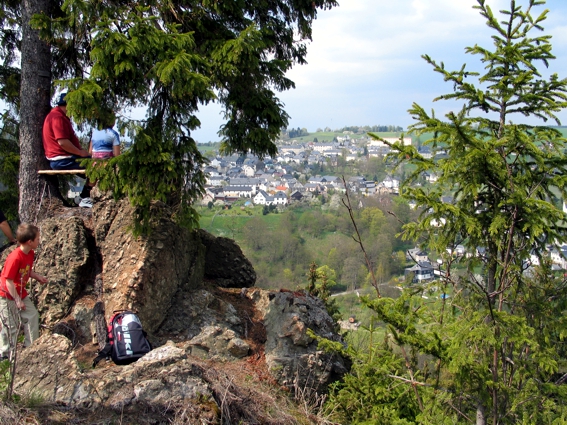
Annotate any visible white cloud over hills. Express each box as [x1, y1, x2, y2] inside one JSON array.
[[192, 0, 567, 142]]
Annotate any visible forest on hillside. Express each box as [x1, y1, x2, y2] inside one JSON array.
[[199, 191, 418, 292]]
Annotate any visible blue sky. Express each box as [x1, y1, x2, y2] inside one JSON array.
[[190, 0, 567, 143]]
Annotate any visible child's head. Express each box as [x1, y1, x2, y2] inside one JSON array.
[[16, 224, 39, 245]]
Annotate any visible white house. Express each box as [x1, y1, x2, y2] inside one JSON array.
[[254, 190, 273, 205], [312, 143, 335, 153], [368, 146, 391, 157], [209, 158, 222, 168], [279, 144, 305, 155], [229, 177, 259, 195], [198, 189, 215, 205], [426, 173, 438, 183], [242, 164, 256, 177], [405, 261, 435, 283], [550, 245, 567, 269], [431, 217, 447, 228], [383, 176, 400, 192], [272, 191, 288, 206], [223, 186, 254, 198], [445, 245, 466, 257], [322, 149, 342, 158], [207, 175, 226, 186], [368, 137, 412, 147], [528, 251, 541, 267], [304, 183, 325, 193], [364, 181, 376, 196]]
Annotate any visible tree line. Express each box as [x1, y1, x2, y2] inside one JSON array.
[[285, 127, 310, 138], [227, 193, 415, 291], [336, 125, 404, 133]]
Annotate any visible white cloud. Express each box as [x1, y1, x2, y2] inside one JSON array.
[[193, 0, 567, 141]]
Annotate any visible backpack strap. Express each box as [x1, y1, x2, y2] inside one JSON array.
[[93, 312, 122, 368], [92, 342, 112, 367]]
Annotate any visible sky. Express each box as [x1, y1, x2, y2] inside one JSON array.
[[190, 0, 567, 143]]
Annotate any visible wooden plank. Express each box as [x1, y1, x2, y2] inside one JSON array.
[[38, 169, 86, 175]]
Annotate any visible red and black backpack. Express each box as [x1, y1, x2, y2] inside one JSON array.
[[93, 310, 152, 367]]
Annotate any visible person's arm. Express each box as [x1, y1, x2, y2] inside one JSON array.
[[112, 129, 121, 157], [30, 271, 47, 285], [88, 140, 93, 155], [5, 278, 24, 310], [57, 138, 89, 157], [0, 221, 15, 243]]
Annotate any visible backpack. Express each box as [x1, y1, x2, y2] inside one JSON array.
[[93, 310, 152, 367]]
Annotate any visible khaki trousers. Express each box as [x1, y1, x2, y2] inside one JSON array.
[[0, 296, 39, 359]]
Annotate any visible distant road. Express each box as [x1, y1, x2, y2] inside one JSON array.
[[331, 285, 402, 298], [331, 289, 360, 297]]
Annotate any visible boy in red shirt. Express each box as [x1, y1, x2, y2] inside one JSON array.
[[0, 224, 47, 361]]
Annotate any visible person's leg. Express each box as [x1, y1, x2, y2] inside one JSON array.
[[49, 156, 86, 171], [79, 183, 92, 198], [49, 156, 94, 198], [20, 296, 39, 347], [0, 297, 19, 358]]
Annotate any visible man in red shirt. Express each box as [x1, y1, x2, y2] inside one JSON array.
[[42, 93, 93, 207], [0, 224, 47, 361]]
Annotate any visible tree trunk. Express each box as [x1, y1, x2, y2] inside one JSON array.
[[18, 0, 57, 224], [476, 403, 486, 425]]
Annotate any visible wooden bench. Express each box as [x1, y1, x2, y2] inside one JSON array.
[[38, 169, 85, 175], [37, 169, 89, 213]]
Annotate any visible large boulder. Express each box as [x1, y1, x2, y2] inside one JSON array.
[[32, 217, 92, 327], [14, 288, 347, 412], [197, 229, 256, 288], [91, 196, 207, 332], [13, 335, 218, 422], [157, 288, 251, 360], [158, 287, 346, 392], [261, 290, 347, 392], [88, 193, 256, 332]]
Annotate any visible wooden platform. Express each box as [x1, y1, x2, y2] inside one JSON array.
[[38, 169, 85, 175]]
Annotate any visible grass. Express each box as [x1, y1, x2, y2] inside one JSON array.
[[199, 206, 287, 238], [197, 142, 221, 155], [290, 131, 406, 143], [202, 215, 253, 237], [0, 358, 10, 398]]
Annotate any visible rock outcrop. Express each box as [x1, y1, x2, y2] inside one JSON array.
[[33, 216, 92, 326], [197, 229, 257, 288], [5, 194, 346, 423], [263, 290, 346, 391], [91, 196, 207, 333]]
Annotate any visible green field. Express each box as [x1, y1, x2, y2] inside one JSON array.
[[196, 142, 221, 155], [199, 203, 295, 236], [289, 131, 406, 143]]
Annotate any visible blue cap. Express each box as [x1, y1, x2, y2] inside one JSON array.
[[56, 93, 67, 106]]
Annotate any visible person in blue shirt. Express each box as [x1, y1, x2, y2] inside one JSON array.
[[89, 112, 121, 159]]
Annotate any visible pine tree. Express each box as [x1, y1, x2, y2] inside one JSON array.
[[1, 0, 338, 230], [327, 1, 567, 424]]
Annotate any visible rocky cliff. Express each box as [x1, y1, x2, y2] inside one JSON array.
[[1, 190, 346, 424]]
